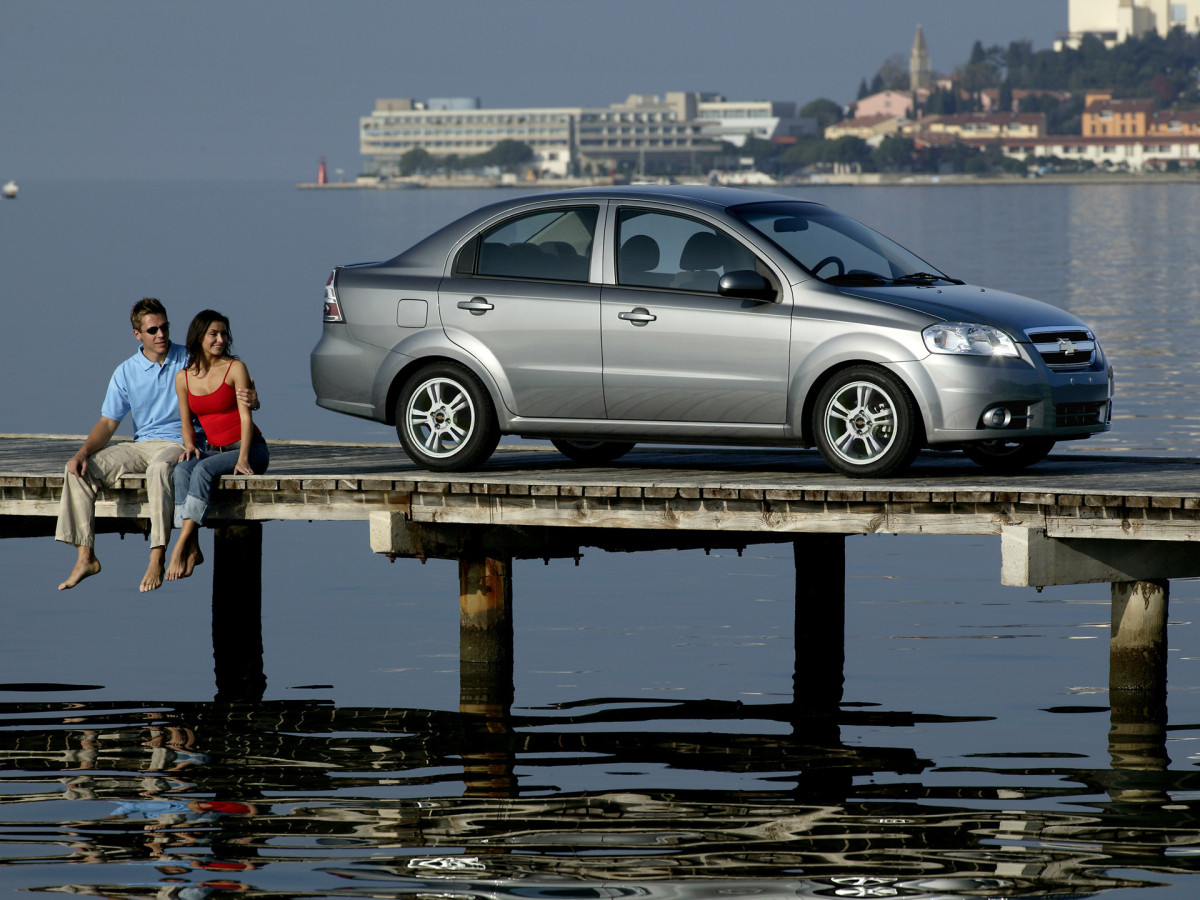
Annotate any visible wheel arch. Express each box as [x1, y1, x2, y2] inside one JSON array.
[[796, 356, 934, 449], [382, 348, 512, 430]]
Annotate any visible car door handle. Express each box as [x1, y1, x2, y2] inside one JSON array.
[[618, 307, 656, 326], [457, 297, 494, 315]]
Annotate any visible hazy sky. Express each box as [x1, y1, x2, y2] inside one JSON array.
[[2, 0, 1065, 181]]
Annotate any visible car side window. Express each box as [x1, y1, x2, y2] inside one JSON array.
[[616, 208, 760, 293], [469, 206, 597, 282]]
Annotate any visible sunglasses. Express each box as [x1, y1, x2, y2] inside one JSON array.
[[142, 323, 170, 335]]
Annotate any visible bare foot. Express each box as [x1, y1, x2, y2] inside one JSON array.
[[166, 535, 202, 581], [58, 554, 101, 590], [141, 550, 167, 592], [183, 545, 204, 577], [165, 552, 187, 582]]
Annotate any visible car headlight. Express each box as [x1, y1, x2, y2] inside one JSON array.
[[922, 322, 1019, 358]]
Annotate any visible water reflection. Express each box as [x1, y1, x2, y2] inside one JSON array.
[[3, 693, 1200, 897]]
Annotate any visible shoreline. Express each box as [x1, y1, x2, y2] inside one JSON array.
[[298, 171, 1200, 190]]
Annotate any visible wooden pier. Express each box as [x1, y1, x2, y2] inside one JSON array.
[[4, 433, 1199, 724]]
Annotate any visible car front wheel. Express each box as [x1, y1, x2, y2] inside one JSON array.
[[396, 363, 499, 471], [551, 439, 636, 465], [813, 365, 921, 478], [962, 438, 1055, 473]]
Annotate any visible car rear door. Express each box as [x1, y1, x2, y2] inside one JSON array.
[[439, 204, 605, 419], [599, 206, 791, 424]]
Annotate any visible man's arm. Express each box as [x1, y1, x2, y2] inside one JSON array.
[[67, 417, 120, 478]]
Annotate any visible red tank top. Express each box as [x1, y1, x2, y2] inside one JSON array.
[[187, 364, 258, 448]]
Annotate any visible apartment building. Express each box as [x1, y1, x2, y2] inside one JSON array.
[[899, 112, 1046, 140], [360, 93, 813, 177], [1057, 0, 1200, 49]]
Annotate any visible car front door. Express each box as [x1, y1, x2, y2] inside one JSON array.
[[600, 207, 791, 423], [440, 205, 605, 419]]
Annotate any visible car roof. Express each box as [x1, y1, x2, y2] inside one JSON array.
[[493, 183, 798, 211]]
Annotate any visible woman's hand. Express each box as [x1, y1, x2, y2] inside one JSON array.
[[236, 378, 259, 410], [178, 445, 202, 462], [233, 458, 255, 476]]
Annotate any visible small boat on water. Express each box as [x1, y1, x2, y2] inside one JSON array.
[[2, 181, 17, 199]]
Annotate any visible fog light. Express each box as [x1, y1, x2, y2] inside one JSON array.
[[984, 407, 1012, 428]]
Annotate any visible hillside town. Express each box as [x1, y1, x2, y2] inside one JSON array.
[[340, 0, 1200, 187]]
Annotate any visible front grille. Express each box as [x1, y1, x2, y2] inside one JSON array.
[[1056, 401, 1107, 428], [1027, 327, 1095, 370]]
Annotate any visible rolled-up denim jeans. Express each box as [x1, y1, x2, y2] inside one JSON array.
[[173, 440, 269, 527]]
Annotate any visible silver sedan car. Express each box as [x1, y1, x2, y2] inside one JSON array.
[[311, 186, 1112, 477]]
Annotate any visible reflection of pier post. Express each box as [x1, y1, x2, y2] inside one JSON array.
[[1107, 579, 1169, 801], [211, 523, 266, 703], [793, 535, 846, 718]]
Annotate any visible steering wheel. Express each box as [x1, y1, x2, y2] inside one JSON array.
[[811, 256, 845, 278]]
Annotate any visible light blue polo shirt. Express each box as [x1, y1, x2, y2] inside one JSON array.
[[101, 342, 189, 442]]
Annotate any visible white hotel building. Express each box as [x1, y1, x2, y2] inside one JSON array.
[[360, 93, 814, 177]]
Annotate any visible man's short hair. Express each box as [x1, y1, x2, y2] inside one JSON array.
[[131, 297, 167, 331]]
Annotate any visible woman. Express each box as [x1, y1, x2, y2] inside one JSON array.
[[165, 310, 268, 581]]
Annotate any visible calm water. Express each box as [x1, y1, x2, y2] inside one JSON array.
[[3, 180, 1200, 898]]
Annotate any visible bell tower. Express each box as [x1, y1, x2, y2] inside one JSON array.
[[910, 24, 931, 93]]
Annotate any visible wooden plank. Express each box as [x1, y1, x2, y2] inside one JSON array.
[[5, 437, 1200, 545]]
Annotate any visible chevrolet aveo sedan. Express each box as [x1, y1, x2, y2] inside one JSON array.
[[311, 186, 1112, 478]]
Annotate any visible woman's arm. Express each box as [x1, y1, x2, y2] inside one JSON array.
[[175, 371, 200, 460], [230, 360, 255, 475]]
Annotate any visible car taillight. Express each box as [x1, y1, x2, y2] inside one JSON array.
[[323, 270, 344, 322]]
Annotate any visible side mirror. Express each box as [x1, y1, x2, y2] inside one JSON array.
[[718, 270, 777, 302]]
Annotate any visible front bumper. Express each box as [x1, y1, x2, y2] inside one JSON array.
[[896, 354, 1113, 447]]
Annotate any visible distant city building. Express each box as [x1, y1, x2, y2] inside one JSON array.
[[989, 134, 1200, 171], [900, 112, 1046, 140], [854, 90, 917, 120], [695, 96, 816, 146], [360, 93, 815, 177], [1057, 0, 1200, 50], [1082, 92, 1156, 136], [823, 114, 903, 145], [978, 88, 1071, 113]]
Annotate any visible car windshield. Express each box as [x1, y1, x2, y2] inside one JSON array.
[[731, 201, 954, 285]]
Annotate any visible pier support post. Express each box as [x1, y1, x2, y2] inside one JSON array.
[[792, 534, 846, 718], [457, 542, 516, 797], [458, 543, 514, 716], [1110, 579, 1169, 696], [1107, 579, 1170, 800], [211, 522, 266, 702]]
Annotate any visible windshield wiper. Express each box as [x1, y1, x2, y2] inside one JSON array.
[[825, 272, 890, 285], [893, 271, 964, 285]]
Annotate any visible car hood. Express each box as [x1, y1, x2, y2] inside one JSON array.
[[837, 282, 1088, 339]]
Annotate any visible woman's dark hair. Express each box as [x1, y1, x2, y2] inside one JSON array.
[[185, 309, 237, 373]]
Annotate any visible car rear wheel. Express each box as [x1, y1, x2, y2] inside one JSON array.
[[550, 439, 636, 465], [396, 363, 499, 471], [962, 438, 1055, 473], [813, 365, 921, 478]]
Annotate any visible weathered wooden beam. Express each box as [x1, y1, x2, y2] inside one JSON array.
[[1001, 526, 1200, 587]]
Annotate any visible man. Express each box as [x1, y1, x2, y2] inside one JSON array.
[[56, 298, 257, 592]]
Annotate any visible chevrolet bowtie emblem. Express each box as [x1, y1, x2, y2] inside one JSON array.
[[1058, 338, 1077, 355]]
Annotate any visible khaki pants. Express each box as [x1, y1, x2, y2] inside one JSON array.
[[55, 440, 183, 549]]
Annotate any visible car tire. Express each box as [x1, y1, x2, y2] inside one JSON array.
[[551, 439, 636, 465], [396, 363, 499, 471], [962, 438, 1055, 473], [813, 365, 922, 478]]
